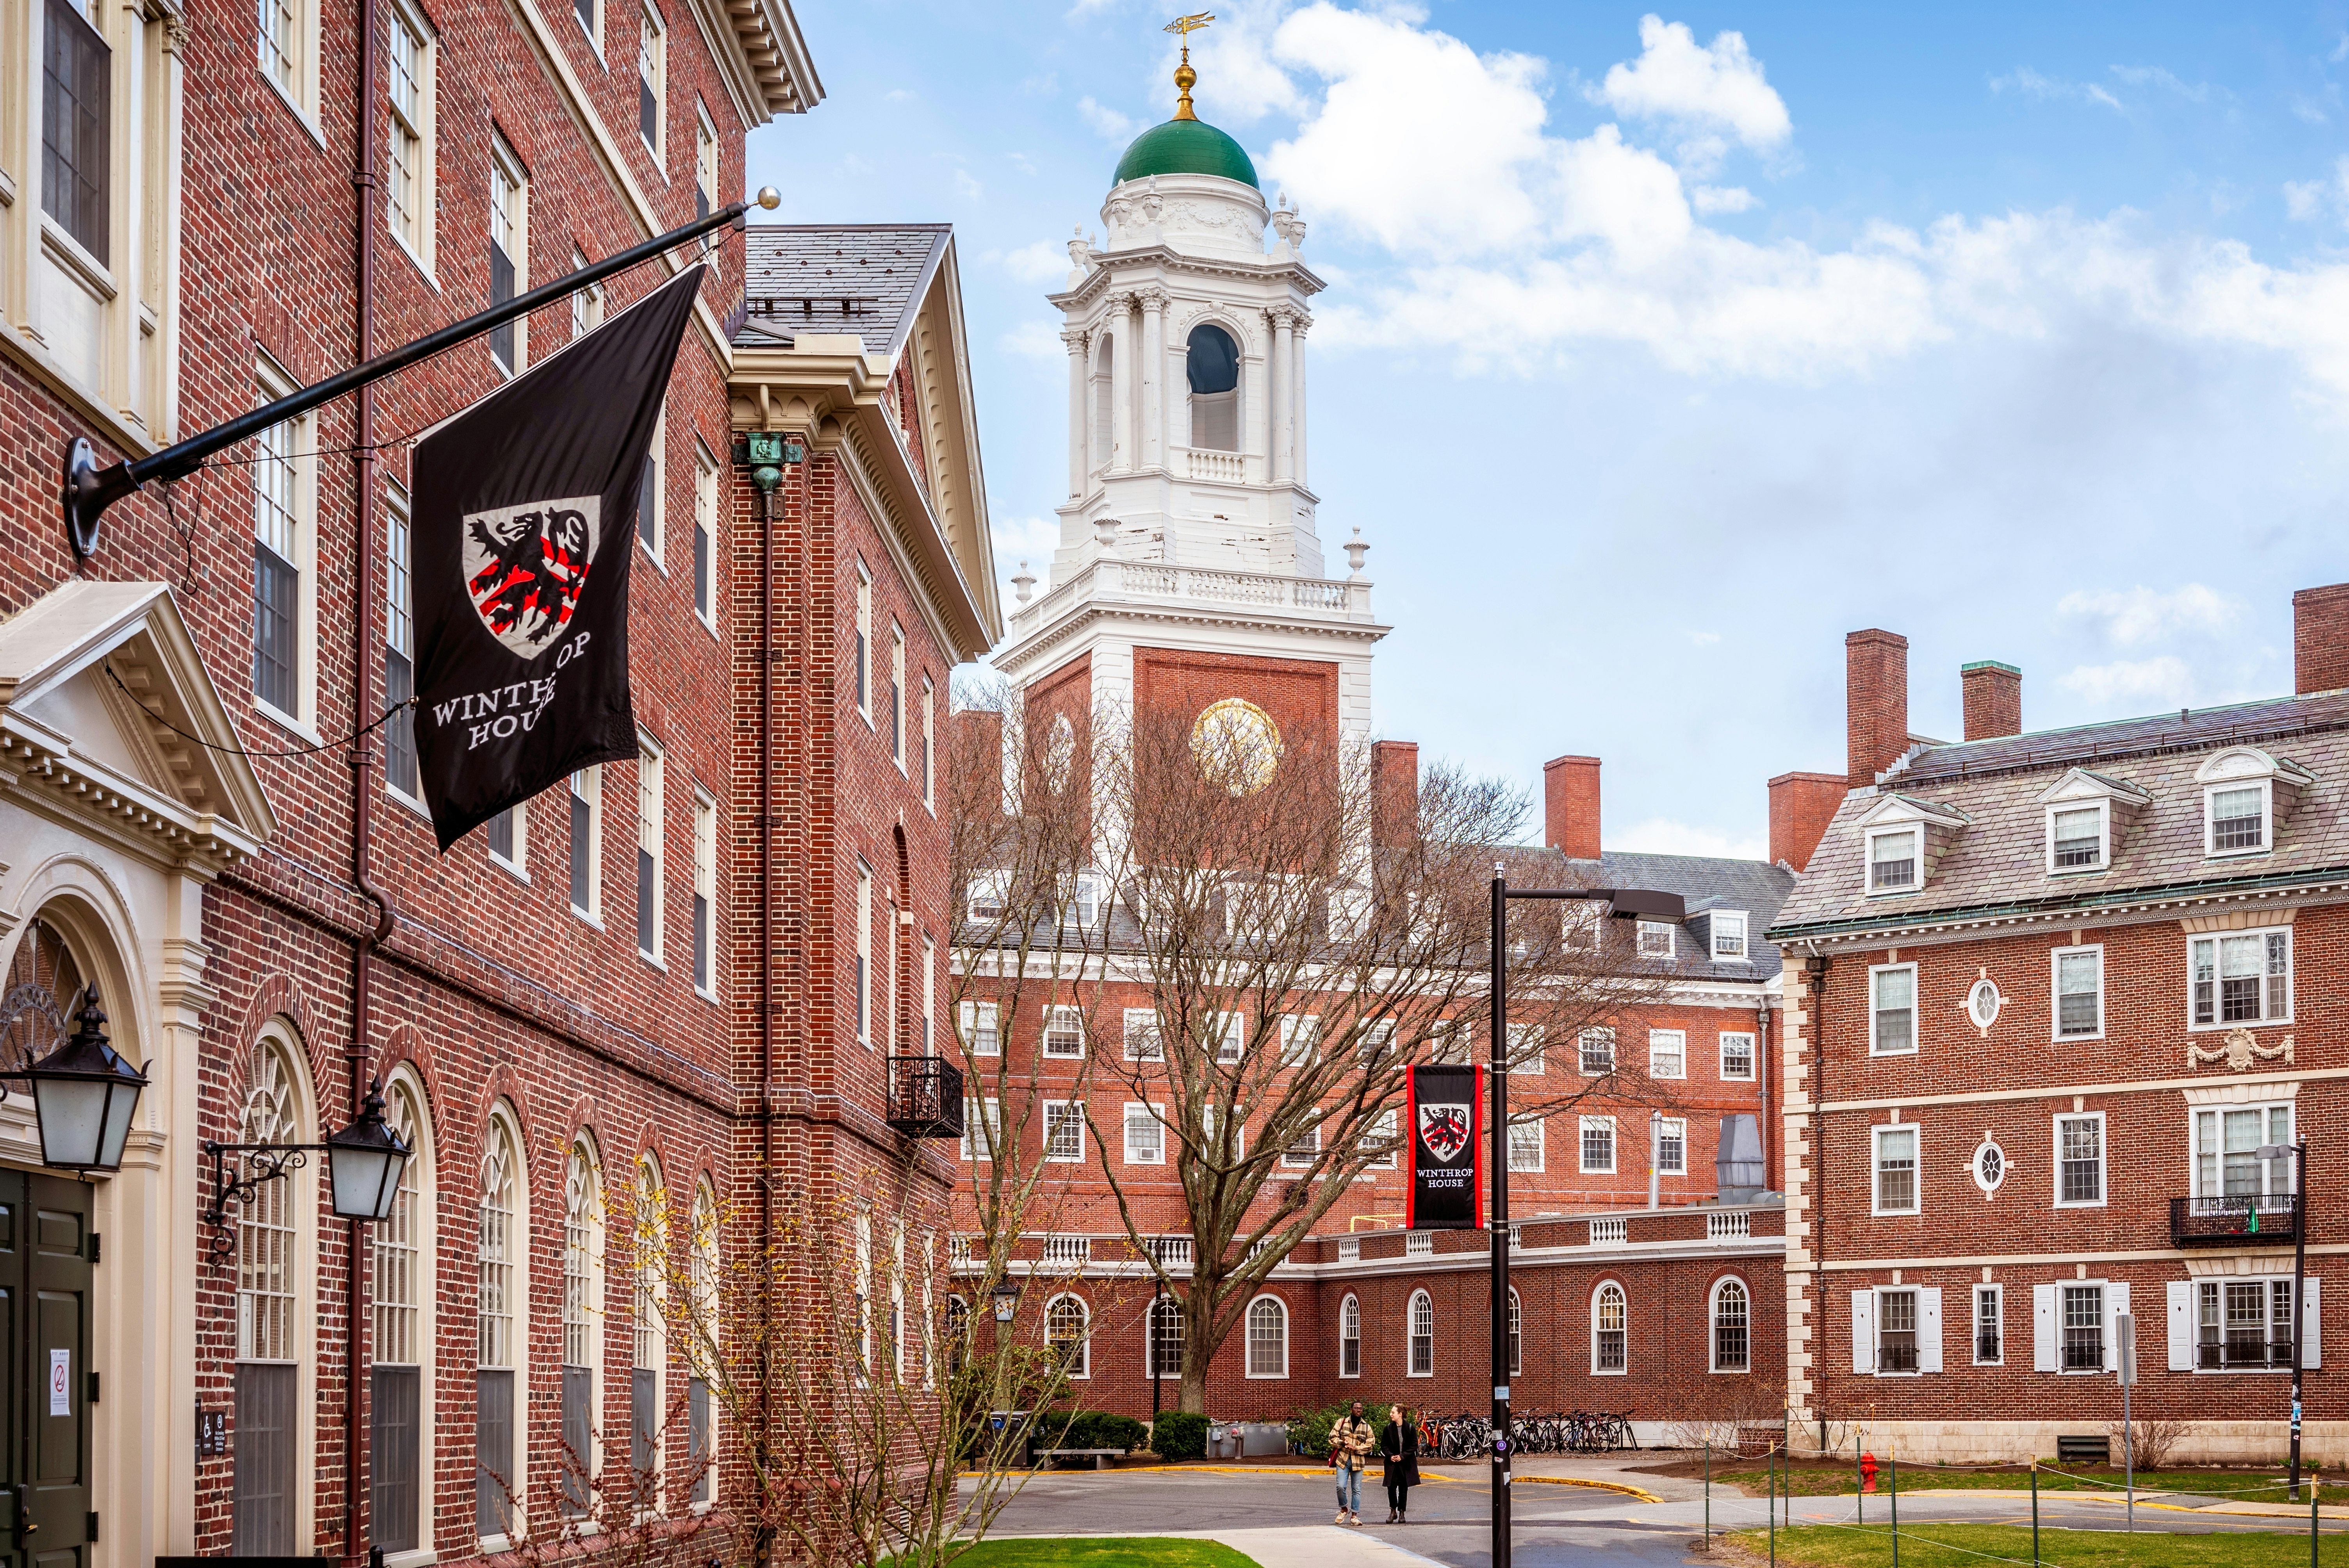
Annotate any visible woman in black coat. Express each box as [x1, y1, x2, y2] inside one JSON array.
[[1379, 1404, 1421, 1523]]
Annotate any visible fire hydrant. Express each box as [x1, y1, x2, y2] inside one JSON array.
[[1860, 1452, 1879, 1493]]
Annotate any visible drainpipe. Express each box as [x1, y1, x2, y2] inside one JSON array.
[[750, 454, 782, 1568], [1648, 1111, 1661, 1210]]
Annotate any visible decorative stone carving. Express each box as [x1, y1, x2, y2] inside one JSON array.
[[1066, 226, 1095, 273], [1164, 200, 1255, 242], [2190, 1028, 2295, 1072]]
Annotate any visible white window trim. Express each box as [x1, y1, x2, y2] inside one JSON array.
[[1043, 1291, 1090, 1379], [1973, 1283, 2004, 1366], [1043, 1005, 1086, 1059], [1338, 1293, 1361, 1379], [854, 861, 872, 1047], [1718, 1031, 1757, 1082], [2183, 1274, 2309, 1375], [854, 561, 873, 725], [1590, 1282, 1629, 1376], [635, 733, 664, 966], [692, 440, 718, 634], [1870, 1284, 1926, 1379], [1043, 1100, 1086, 1164], [1579, 1115, 1616, 1175], [1865, 825, 1924, 896], [1709, 1276, 1752, 1375], [478, 1103, 529, 1544], [2187, 925, 2294, 1032], [638, 404, 666, 568], [691, 789, 717, 1002], [921, 675, 936, 814], [1647, 1028, 1686, 1080], [1279, 1013, 1321, 1069], [1635, 919, 1676, 959], [572, 0, 603, 57], [1242, 1294, 1289, 1379], [959, 1097, 1002, 1162], [2202, 778, 2274, 861], [889, 625, 907, 775], [1507, 1115, 1545, 1174], [1709, 910, 1750, 962], [960, 1000, 1001, 1058], [1655, 1115, 1688, 1177], [1405, 1288, 1435, 1378], [1577, 1028, 1615, 1078], [488, 135, 529, 376], [2051, 1110, 2107, 1209], [1872, 1122, 1921, 1217], [257, 0, 326, 135], [2187, 1100, 2297, 1201], [1121, 1101, 1167, 1166], [251, 356, 320, 740], [488, 804, 528, 881], [2051, 943, 2105, 1043], [637, 3, 667, 164], [1507, 1023, 1543, 1075], [1868, 961, 1919, 1057], [569, 767, 602, 923], [2044, 800, 2111, 876], [385, 0, 438, 278]]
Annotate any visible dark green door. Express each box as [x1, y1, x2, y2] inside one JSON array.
[[0, 1172, 93, 1568]]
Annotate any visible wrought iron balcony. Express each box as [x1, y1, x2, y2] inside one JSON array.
[[2171, 1194, 2302, 1248], [885, 1055, 964, 1139]]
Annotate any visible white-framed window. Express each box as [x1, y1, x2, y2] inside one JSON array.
[[959, 1001, 1000, 1057], [889, 625, 907, 772], [2193, 1103, 2295, 1200], [1507, 1023, 1544, 1074], [921, 936, 935, 1053], [2194, 1278, 2298, 1371], [1720, 1031, 1756, 1081], [486, 802, 524, 877], [2205, 781, 2271, 857], [568, 768, 602, 919], [1280, 1119, 1321, 1168], [1873, 1124, 1919, 1215], [1245, 1295, 1289, 1378], [2054, 1113, 2105, 1207], [693, 441, 717, 628], [383, 485, 421, 802], [488, 135, 527, 374], [1973, 1283, 2003, 1365], [1045, 1293, 1090, 1378], [571, 0, 599, 51], [2190, 928, 2292, 1028], [958, 1098, 1002, 1162], [1869, 963, 1918, 1055], [1279, 1013, 1321, 1068], [854, 561, 872, 722], [1429, 1017, 1473, 1065], [965, 871, 1008, 925], [1044, 1100, 1086, 1163], [1407, 1290, 1434, 1376], [2054, 946, 2103, 1039], [372, 1075, 432, 1553], [1561, 900, 1603, 950], [1636, 920, 1675, 958], [854, 861, 872, 1046], [1592, 1282, 1627, 1373], [691, 791, 715, 996], [629, 1157, 668, 1486], [1577, 1027, 1615, 1077], [1214, 1010, 1246, 1064], [1711, 1278, 1750, 1372], [257, 0, 316, 114], [559, 1135, 604, 1517], [1873, 1286, 1928, 1375], [1867, 826, 1921, 893], [1360, 1108, 1400, 1169], [476, 1107, 526, 1539], [1656, 1117, 1686, 1175], [637, 404, 665, 563], [1507, 1117, 1544, 1173], [694, 104, 718, 219], [1043, 1005, 1085, 1058], [634, 737, 663, 962], [922, 676, 936, 811], [1508, 1287, 1524, 1376], [636, 4, 665, 159], [250, 365, 316, 732], [1146, 1297, 1184, 1379], [2048, 803, 2108, 873], [386, 0, 435, 269], [1648, 1029, 1685, 1079], [1580, 1115, 1616, 1174], [1123, 1103, 1166, 1165], [570, 249, 605, 340], [1339, 1294, 1361, 1378], [1710, 911, 1748, 960], [2060, 1282, 2106, 1372]]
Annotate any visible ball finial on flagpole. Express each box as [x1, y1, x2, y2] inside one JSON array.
[[756, 186, 782, 210]]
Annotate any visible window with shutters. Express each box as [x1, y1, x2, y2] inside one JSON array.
[[1869, 963, 1917, 1055], [1591, 1283, 1627, 1373], [1339, 1295, 1362, 1377], [569, 768, 601, 919], [2054, 1113, 2104, 1206], [2062, 1284, 2105, 1372], [560, 1139, 603, 1516], [1408, 1290, 1435, 1376], [1974, 1284, 2003, 1365], [478, 1113, 523, 1539], [1873, 1125, 1919, 1215], [2190, 927, 2291, 1028], [488, 137, 526, 373], [2195, 1278, 2297, 1370], [1872, 1288, 1917, 1373], [1712, 1279, 1750, 1372], [371, 1079, 430, 1552], [2054, 946, 2103, 1039], [636, 736, 663, 961]]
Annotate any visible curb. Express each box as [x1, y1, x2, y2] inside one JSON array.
[[1513, 1475, 1664, 1503]]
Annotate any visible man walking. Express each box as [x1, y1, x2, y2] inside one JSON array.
[[1329, 1401, 1377, 1526]]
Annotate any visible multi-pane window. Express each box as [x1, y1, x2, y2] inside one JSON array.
[[1408, 1290, 1435, 1375], [960, 1000, 1000, 1057], [2196, 1279, 2295, 1369], [958, 1097, 1002, 1162], [1044, 1101, 1085, 1162], [570, 249, 604, 340], [2190, 930, 2291, 1026], [693, 444, 716, 624], [921, 937, 935, 1052], [692, 793, 713, 993], [631, 1162, 664, 1495], [1043, 1005, 1085, 1058], [694, 109, 716, 218], [43, 0, 111, 263], [1281, 1121, 1321, 1168], [1506, 1022, 1544, 1074], [1577, 1027, 1615, 1076], [384, 489, 419, 796], [2055, 947, 2102, 1037], [1877, 1288, 1919, 1373], [569, 768, 600, 916], [2209, 785, 2266, 853], [921, 676, 936, 808], [1580, 1115, 1615, 1174], [235, 1040, 300, 1554], [1648, 1029, 1684, 1079], [1870, 964, 1916, 1054], [636, 7, 663, 154], [1710, 911, 1747, 959], [1123, 1103, 1164, 1164], [1360, 1108, 1399, 1169], [1655, 1117, 1686, 1175], [889, 627, 906, 768], [1046, 1295, 1090, 1377], [1592, 1284, 1627, 1372], [1974, 1284, 2003, 1364], [1148, 1298, 1185, 1380], [258, 0, 297, 96], [1712, 1280, 1750, 1372], [1869, 827, 1920, 891], [2056, 1115, 2103, 1205], [572, 0, 595, 45], [1245, 1297, 1287, 1377], [1507, 1118, 1544, 1173], [251, 406, 305, 720], [1720, 1032, 1756, 1080], [489, 139, 524, 373], [1507, 1289, 1524, 1376], [2194, 1105, 2294, 1199], [688, 1186, 717, 1499], [1273, 1013, 1319, 1068], [1339, 1295, 1361, 1378], [1122, 1008, 1162, 1061], [387, 4, 431, 261], [2062, 1284, 2105, 1372], [635, 740, 662, 960], [370, 1083, 424, 1553], [853, 563, 872, 718], [2051, 806, 2103, 870], [560, 1144, 601, 1516], [487, 807, 520, 868], [1873, 1125, 1918, 1214], [477, 1118, 519, 1536], [1214, 1010, 1245, 1063], [638, 409, 663, 558], [854, 861, 872, 1044], [1635, 920, 1674, 957]]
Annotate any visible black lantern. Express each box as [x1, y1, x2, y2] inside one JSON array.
[[991, 1279, 1021, 1323], [324, 1080, 412, 1222], [14, 987, 148, 1173]]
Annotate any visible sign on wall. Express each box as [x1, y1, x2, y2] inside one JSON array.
[[1404, 1063, 1484, 1229]]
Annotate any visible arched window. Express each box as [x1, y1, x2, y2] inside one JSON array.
[[632, 1155, 668, 1502], [1046, 1293, 1091, 1378], [1147, 1296, 1185, 1380], [1339, 1293, 1361, 1378], [235, 1030, 312, 1554], [1186, 323, 1240, 451], [1407, 1290, 1434, 1377], [560, 1136, 604, 1517], [688, 1180, 718, 1506], [478, 1110, 523, 1537], [1090, 332, 1116, 472], [1246, 1295, 1288, 1378], [1508, 1287, 1524, 1378], [1593, 1283, 1628, 1374], [1712, 1278, 1751, 1373], [371, 1075, 432, 1553], [0, 916, 84, 1069]]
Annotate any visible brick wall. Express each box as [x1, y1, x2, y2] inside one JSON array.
[[1844, 631, 1909, 788]]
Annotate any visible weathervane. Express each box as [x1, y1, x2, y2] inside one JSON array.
[[1165, 11, 1212, 121]]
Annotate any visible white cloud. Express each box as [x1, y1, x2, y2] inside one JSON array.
[[1594, 14, 1792, 158], [1691, 184, 1758, 215], [953, 169, 984, 201], [1180, 3, 1307, 124], [2283, 157, 2349, 223], [2056, 656, 2197, 709], [2056, 584, 2243, 647], [1609, 815, 1768, 861], [1077, 96, 1141, 141], [1000, 320, 1065, 359], [1688, 630, 1721, 645], [1991, 67, 2123, 112], [990, 514, 1064, 602], [1000, 239, 1073, 283], [2108, 64, 2212, 103]]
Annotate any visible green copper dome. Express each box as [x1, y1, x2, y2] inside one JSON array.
[[1112, 118, 1260, 190]]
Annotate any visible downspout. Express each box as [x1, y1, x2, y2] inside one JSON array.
[[348, 0, 391, 1557], [1802, 950, 1827, 1454], [751, 453, 782, 1568]]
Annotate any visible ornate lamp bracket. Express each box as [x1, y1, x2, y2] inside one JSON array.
[[201, 1140, 322, 1260]]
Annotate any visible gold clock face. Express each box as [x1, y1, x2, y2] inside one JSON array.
[[1191, 698, 1283, 796]]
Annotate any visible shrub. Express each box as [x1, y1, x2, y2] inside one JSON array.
[[1030, 1409, 1149, 1456], [1152, 1410, 1210, 1461]]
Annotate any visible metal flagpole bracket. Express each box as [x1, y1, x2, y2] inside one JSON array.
[[64, 438, 143, 560]]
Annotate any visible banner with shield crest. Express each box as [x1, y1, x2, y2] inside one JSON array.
[[1404, 1062, 1484, 1230]]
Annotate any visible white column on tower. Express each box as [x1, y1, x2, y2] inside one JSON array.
[[1139, 288, 1167, 470], [1292, 310, 1310, 490], [1107, 292, 1136, 475], [1062, 326, 1089, 498], [1269, 305, 1296, 485]]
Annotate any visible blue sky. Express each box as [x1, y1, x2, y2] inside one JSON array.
[[747, 2, 2349, 858]]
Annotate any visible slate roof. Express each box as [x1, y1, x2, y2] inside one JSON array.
[[733, 224, 952, 358], [1771, 691, 2349, 941], [1499, 845, 1795, 983]]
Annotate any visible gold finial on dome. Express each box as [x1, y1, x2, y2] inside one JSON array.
[[1164, 11, 1213, 121]]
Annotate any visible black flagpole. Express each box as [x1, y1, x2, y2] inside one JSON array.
[[60, 188, 782, 558]]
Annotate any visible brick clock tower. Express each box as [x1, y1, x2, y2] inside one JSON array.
[[993, 55, 1387, 756]]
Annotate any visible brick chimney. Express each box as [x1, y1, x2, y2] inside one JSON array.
[[1960, 661, 2022, 741], [1543, 755, 1602, 860], [1768, 772, 1846, 872], [1846, 629, 1910, 788], [2294, 584, 2349, 695], [1372, 741, 1419, 846]]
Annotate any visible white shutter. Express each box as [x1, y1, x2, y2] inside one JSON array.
[[2034, 1284, 2060, 1372], [1918, 1287, 1943, 1374], [1852, 1290, 1876, 1374], [2167, 1281, 2196, 1372], [2104, 1283, 2129, 1373], [2304, 1277, 2323, 1370]]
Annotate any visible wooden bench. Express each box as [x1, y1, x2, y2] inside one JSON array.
[[2056, 1435, 2110, 1466], [1037, 1448, 1125, 1471]]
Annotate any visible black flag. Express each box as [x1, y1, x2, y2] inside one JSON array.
[[1404, 1063, 1484, 1230], [411, 264, 706, 851]]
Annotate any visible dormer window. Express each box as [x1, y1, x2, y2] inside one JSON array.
[[2193, 747, 2311, 860], [2209, 786, 2266, 854], [1636, 920, 1675, 959], [1868, 828, 1919, 893], [2050, 805, 2106, 872], [1710, 911, 1747, 960]]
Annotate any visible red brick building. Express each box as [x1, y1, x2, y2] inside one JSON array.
[[1773, 604, 2349, 1464]]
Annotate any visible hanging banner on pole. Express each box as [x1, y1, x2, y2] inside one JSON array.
[[411, 264, 707, 851], [1404, 1063, 1484, 1230]]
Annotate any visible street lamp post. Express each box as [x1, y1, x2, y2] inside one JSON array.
[[1487, 871, 1684, 1568], [2260, 1140, 2310, 1499]]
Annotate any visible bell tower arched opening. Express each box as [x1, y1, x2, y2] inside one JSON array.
[[1186, 323, 1239, 452]]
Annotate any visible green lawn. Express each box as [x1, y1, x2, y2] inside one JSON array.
[[1733, 1523, 2342, 1566], [1724, 1465, 2306, 1503], [948, 1540, 1259, 1568]]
